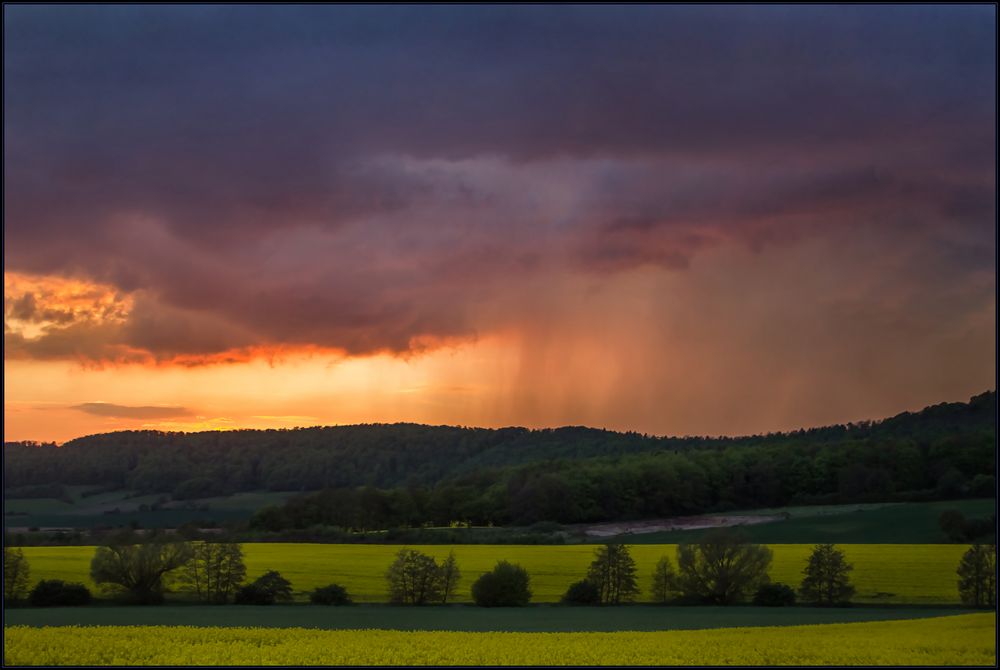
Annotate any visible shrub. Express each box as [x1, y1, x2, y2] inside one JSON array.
[[561, 579, 600, 605], [471, 561, 532, 607], [235, 570, 294, 605], [310, 584, 353, 606], [29, 580, 92, 607], [753, 582, 796, 607], [234, 584, 271, 605]]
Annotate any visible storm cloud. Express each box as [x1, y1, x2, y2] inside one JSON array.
[[3, 5, 995, 364]]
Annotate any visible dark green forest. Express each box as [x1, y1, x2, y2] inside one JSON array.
[[4, 392, 995, 529]]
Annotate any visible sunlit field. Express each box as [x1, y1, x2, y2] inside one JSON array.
[[21, 543, 970, 604]]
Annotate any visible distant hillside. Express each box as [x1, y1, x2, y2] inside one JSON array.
[[4, 393, 994, 523]]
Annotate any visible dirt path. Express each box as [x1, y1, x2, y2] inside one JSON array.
[[582, 514, 783, 537]]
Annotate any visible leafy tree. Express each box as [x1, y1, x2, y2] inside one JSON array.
[[439, 550, 461, 604], [753, 582, 796, 607], [471, 560, 531, 607], [385, 549, 443, 605], [940, 511, 996, 544], [587, 542, 640, 605], [181, 542, 247, 604], [650, 555, 679, 604], [676, 528, 773, 605], [957, 544, 996, 608], [969, 474, 995, 498], [90, 537, 193, 604], [29, 580, 91, 607], [939, 510, 968, 543], [310, 583, 353, 605], [799, 544, 855, 606], [561, 579, 600, 605], [3, 547, 31, 603], [235, 570, 294, 605]]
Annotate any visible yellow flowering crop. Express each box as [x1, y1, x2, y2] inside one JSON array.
[[4, 614, 995, 666]]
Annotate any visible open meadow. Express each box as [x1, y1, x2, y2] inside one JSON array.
[[20, 542, 972, 604]]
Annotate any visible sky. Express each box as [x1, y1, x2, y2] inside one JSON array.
[[3, 5, 996, 443]]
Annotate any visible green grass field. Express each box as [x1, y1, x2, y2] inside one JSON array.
[[19, 543, 971, 604], [5, 614, 995, 666], [3, 489, 297, 530], [2, 604, 968, 632], [617, 499, 996, 544]]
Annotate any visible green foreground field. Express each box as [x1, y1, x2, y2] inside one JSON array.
[[21, 543, 970, 604], [4, 614, 995, 665], [3, 604, 967, 632], [3, 489, 297, 529]]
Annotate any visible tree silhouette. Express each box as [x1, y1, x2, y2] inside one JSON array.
[[650, 555, 678, 604], [181, 542, 247, 604], [800, 544, 855, 606], [587, 542, 640, 605], [90, 535, 193, 604], [385, 548, 443, 605], [3, 547, 31, 603], [957, 544, 996, 608], [676, 528, 772, 605], [439, 550, 461, 604]]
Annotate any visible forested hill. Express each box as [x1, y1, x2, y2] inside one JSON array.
[[4, 392, 995, 502]]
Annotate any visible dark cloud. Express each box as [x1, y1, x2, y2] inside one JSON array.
[[71, 403, 193, 419], [2, 6, 995, 362]]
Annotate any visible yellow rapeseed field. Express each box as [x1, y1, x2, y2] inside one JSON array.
[[4, 614, 995, 665], [20, 543, 969, 603]]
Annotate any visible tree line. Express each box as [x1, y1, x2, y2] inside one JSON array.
[[249, 426, 994, 529], [5, 393, 993, 510], [4, 532, 995, 610]]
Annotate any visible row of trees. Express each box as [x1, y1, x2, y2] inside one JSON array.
[[5, 535, 995, 609], [382, 548, 532, 607], [558, 533, 855, 607], [3, 537, 340, 607], [380, 531, 995, 609]]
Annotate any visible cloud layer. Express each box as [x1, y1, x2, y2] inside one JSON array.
[[71, 402, 193, 420], [2, 6, 995, 438]]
